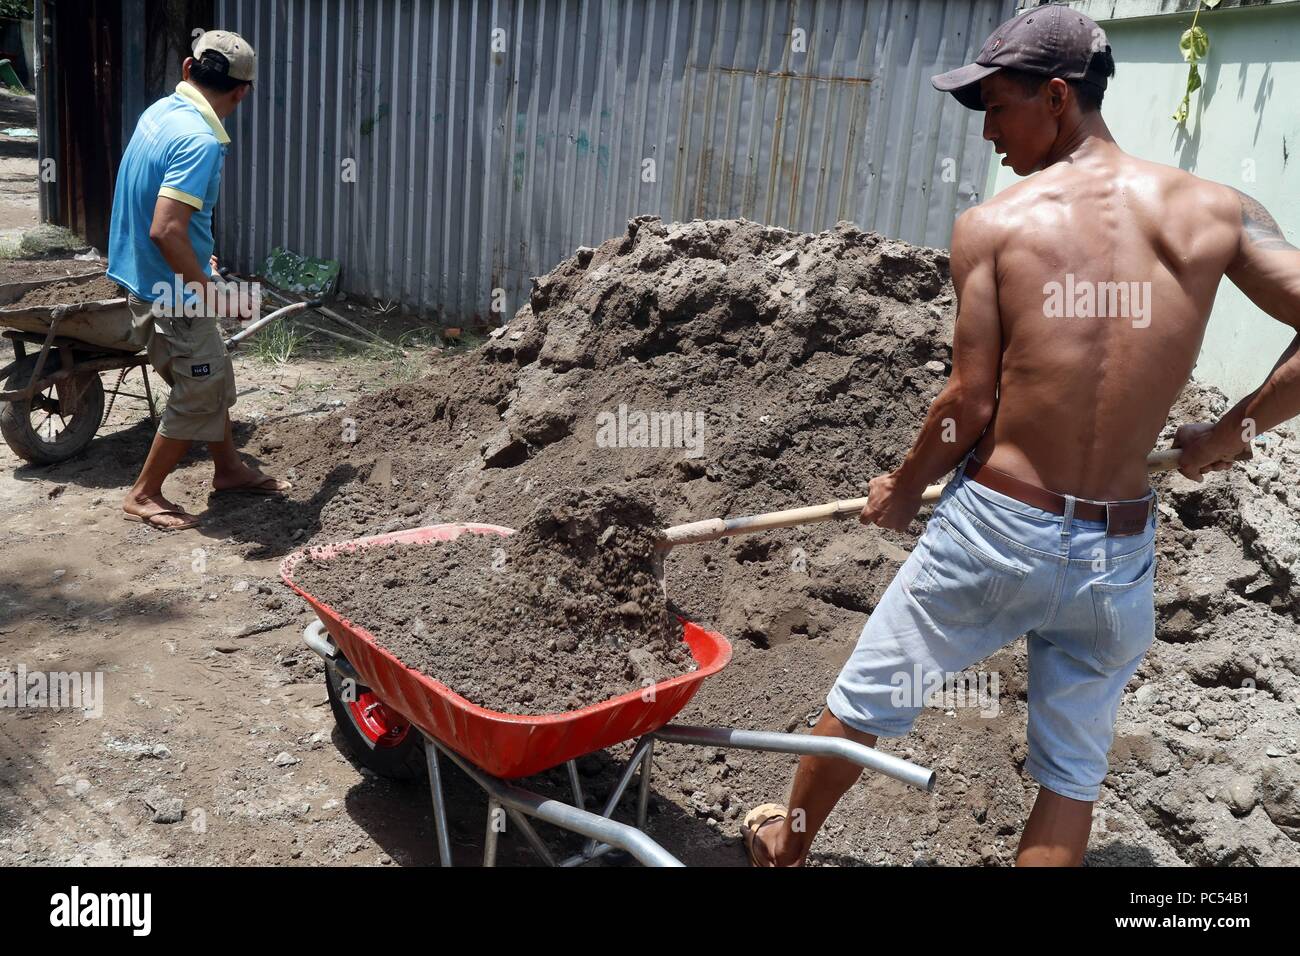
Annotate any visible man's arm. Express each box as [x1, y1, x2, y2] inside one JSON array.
[[149, 195, 214, 291], [149, 197, 238, 316], [1177, 190, 1300, 480], [859, 207, 1002, 530]]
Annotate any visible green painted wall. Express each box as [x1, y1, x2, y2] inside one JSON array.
[[986, 2, 1300, 403]]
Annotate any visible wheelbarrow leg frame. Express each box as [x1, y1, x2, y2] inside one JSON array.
[[304, 619, 936, 868], [1, 329, 154, 421], [424, 735, 681, 867]]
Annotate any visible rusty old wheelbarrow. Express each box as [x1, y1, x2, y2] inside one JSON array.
[[0, 271, 152, 464], [0, 271, 315, 464]]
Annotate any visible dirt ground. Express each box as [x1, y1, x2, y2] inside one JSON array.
[[0, 91, 39, 249], [2, 215, 1298, 868], [0, 311, 489, 865]]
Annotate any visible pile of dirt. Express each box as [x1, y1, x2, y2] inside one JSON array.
[[255, 216, 1300, 865], [256, 216, 952, 566], [290, 484, 694, 714], [5, 275, 122, 308]]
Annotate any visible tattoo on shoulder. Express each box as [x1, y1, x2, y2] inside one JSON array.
[[1234, 189, 1297, 252]]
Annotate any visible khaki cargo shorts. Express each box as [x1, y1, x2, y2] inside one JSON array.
[[127, 294, 236, 443]]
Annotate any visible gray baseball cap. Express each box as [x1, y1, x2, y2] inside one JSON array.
[[931, 3, 1112, 111], [193, 29, 257, 83]]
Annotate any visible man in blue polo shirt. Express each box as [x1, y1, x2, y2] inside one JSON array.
[[108, 30, 290, 531]]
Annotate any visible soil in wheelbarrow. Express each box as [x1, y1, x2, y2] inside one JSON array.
[[4, 275, 123, 308], [291, 484, 696, 715]]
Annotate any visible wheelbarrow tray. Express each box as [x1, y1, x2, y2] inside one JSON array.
[[281, 523, 732, 779], [0, 271, 138, 352]]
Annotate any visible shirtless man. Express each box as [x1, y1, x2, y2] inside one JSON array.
[[744, 4, 1300, 866]]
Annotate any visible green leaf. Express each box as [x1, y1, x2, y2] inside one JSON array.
[[1180, 25, 1209, 62], [1173, 62, 1203, 126]]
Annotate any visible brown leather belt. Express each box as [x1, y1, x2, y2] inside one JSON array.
[[963, 456, 1153, 537]]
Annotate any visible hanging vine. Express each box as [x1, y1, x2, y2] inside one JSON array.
[[1173, 0, 1220, 125]]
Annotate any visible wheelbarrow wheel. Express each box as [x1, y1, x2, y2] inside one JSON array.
[[0, 353, 105, 465], [325, 656, 425, 780]]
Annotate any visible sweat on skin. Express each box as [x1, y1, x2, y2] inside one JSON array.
[[1042, 274, 1152, 327]]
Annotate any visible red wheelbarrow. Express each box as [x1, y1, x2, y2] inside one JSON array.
[[282, 523, 936, 867]]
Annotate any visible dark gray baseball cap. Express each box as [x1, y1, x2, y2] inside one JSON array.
[[931, 3, 1112, 111]]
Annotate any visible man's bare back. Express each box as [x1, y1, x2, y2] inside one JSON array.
[[860, 71, 1299, 534], [971, 143, 1243, 500]]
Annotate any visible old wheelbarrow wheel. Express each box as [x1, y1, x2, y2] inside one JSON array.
[[0, 353, 105, 465], [324, 654, 426, 780]]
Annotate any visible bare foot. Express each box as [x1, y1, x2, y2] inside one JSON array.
[[122, 492, 200, 531], [212, 464, 292, 495], [755, 819, 807, 867]]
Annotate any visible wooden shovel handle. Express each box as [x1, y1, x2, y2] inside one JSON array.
[[659, 449, 1183, 549], [1146, 448, 1184, 472]]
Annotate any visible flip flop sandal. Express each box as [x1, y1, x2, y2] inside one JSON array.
[[742, 802, 789, 867], [123, 508, 200, 531], [212, 475, 292, 496]]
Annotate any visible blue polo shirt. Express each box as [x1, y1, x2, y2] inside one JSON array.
[[107, 82, 230, 306]]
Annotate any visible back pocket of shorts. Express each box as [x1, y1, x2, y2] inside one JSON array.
[[907, 516, 1027, 627], [1090, 546, 1157, 669]]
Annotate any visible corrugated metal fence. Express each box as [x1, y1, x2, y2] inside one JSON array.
[[214, 0, 1013, 323]]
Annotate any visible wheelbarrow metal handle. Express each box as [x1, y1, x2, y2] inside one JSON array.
[[224, 301, 313, 350]]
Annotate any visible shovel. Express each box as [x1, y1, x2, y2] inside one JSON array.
[[657, 448, 1184, 549]]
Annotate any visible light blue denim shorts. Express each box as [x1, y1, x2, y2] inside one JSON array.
[[827, 450, 1158, 801]]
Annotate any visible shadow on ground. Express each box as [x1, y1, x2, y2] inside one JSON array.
[[10, 413, 358, 560], [0, 555, 184, 636], [337, 737, 730, 867]]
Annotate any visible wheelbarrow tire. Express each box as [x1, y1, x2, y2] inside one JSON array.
[[0, 353, 105, 465], [324, 656, 425, 781]]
